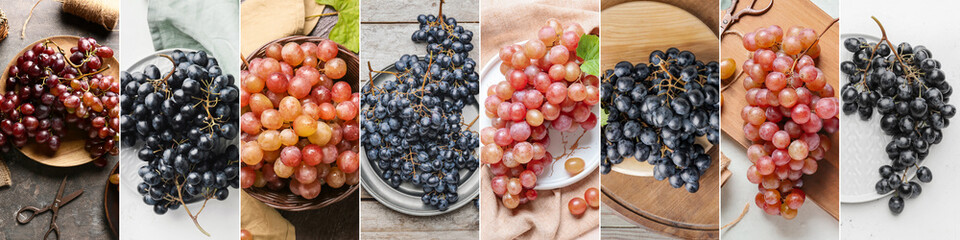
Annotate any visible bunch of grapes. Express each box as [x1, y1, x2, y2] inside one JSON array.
[[480, 19, 599, 209], [599, 48, 720, 193], [739, 25, 838, 219], [3, 38, 119, 161], [840, 21, 954, 214], [239, 40, 360, 200], [121, 50, 239, 218], [361, 10, 479, 211]]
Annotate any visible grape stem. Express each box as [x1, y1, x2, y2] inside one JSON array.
[[45, 41, 85, 70], [465, 115, 479, 129], [158, 54, 224, 136], [554, 129, 589, 160], [869, 17, 926, 92], [789, 18, 839, 73], [174, 179, 212, 237], [855, 17, 927, 93], [649, 56, 689, 99], [305, 12, 338, 19], [66, 64, 111, 82]]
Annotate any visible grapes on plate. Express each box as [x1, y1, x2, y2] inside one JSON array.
[[122, 49, 239, 233], [4, 37, 119, 161], [361, 10, 479, 211], [482, 18, 597, 209], [841, 18, 953, 214]]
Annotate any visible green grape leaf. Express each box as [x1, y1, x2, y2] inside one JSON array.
[[600, 109, 608, 126], [316, 0, 359, 53], [580, 59, 599, 80], [576, 34, 600, 76]]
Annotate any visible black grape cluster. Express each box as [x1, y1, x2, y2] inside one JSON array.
[[120, 50, 240, 215], [361, 12, 480, 211], [600, 48, 720, 193], [841, 38, 955, 214]]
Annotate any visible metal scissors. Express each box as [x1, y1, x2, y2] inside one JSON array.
[[721, 0, 774, 33], [15, 177, 83, 240]]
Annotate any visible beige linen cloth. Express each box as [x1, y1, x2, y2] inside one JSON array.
[[479, 0, 600, 65], [479, 2, 600, 239], [240, 0, 326, 56], [241, 191, 297, 240]]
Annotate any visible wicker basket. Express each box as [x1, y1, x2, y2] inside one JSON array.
[[241, 36, 360, 211]]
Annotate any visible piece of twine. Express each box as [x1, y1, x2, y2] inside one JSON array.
[[22, 0, 118, 39]]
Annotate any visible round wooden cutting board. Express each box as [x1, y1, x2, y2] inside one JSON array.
[[599, 1, 720, 239], [0, 36, 120, 167]]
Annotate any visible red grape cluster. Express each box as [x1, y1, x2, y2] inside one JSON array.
[[481, 19, 599, 209], [239, 40, 359, 200], [740, 25, 838, 219], [3, 37, 119, 160]]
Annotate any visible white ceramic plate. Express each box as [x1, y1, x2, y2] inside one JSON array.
[[479, 55, 601, 190], [120, 49, 239, 238], [839, 33, 921, 203]]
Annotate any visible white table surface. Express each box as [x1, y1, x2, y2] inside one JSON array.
[[839, 0, 960, 239], [720, 0, 840, 239], [119, 1, 240, 239], [720, 134, 840, 239]]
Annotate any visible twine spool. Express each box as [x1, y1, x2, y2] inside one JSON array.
[[61, 0, 118, 30], [0, 8, 8, 40]]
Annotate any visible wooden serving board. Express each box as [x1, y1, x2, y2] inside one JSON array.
[[602, 145, 720, 239], [718, 0, 840, 219], [600, 1, 720, 239], [600, 1, 718, 70], [0, 36, 119, 167]]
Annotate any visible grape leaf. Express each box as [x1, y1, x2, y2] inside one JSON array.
[[580, 59, 599, 79], [316, 0, 359, 53], [600, 109, 608, 126], [576, 34, 600, 76]]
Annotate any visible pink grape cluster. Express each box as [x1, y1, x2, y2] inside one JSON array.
[[480, 19, 599, 209], [740, 25, 839, 219]]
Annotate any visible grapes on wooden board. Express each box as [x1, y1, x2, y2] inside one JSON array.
[[121, 49, 240, 234], [739, 23, 838, 219], [4, 37, 119, 162], [841, 17, 953, 214], [240, 40, 360, 202], [599, 48, 720, 194], [361, 6, 479, 211], [481, 18, 597, 209]]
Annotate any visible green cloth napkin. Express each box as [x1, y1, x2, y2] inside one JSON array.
[[147, 0, 240, 76]]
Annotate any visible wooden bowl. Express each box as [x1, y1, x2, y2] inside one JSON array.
[[599, 1, 720, 239], [241, 36, 359, 211], [718, 0, 840, 219], [104, 162, 119, 236], [0, 36, 119, 167]]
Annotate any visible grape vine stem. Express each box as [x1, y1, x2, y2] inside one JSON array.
[[305, 12, 338, 19], [789, 18, 839, 73], [174, 179, 211, 237]]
